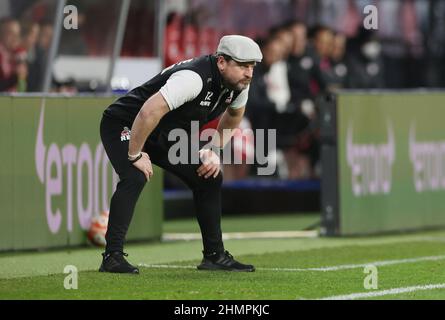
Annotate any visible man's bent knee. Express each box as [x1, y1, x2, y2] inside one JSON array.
[[120, 167, 148, 189]]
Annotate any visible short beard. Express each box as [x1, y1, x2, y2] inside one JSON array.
[[221, 78, 246, 91]]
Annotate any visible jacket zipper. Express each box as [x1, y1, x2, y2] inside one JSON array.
[[209, 88, 228, 113]]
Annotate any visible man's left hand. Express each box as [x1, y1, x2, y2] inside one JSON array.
[[197, 149, 221, 179]]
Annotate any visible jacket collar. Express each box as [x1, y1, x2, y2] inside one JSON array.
[[209, 54, 225, 91]]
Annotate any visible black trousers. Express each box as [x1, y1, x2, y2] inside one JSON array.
[[100, 116, 225, 255]]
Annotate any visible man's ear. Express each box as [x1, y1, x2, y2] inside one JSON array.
[[216, 55, 226, 70]]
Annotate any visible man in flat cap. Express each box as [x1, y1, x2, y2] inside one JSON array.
[[99, 35, 262, 274]]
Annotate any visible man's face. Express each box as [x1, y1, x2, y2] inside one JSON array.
[[217, 56, 255, 91], [24, 24, 40, 49], [39, 25, 53, 50], [0, 21, 21, 51], [332, 34, 346, 61], [263, 39, 284, 66], [291, 24, 307, 55], [315, 30, 334, 59], [276, 30, 293, 56]]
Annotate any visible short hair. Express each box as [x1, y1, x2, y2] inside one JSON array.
[[284, 19, 306, 29], [216, 53, 233, 62], [0, 17, 17, 31], [308, 24, 332, 40], [0, 17, 16, 26], [20, 20, 39, 37]]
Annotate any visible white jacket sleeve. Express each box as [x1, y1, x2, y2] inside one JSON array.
[[159, 70, 203, 110]]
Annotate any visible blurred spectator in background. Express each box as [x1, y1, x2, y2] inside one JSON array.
[[266, 34, 291, 117], [312, 25, 334, 61], [345, 28, 385, 89], [37, 20, 53, 54], [269, 25, 294, 59], [309, 25, 335, 91], [247, 34, 311, 179], [329, 32, 348, 89], [29, 20, 53, 91], [247, 37, 283, 177], [20, 20, 45, 91], [285, 21, 326, 178], [247, 38, 282, 132], [0, 17, 27, 92], [287, 21, 325, 117], [270, 28, 313, 179]]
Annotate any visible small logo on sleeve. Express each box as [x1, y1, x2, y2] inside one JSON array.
[[121, 127, 131, 141]]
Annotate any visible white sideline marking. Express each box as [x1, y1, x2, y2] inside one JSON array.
[[138, 254, 445, 272], [162, 231, 318, 241], [318, 283, 445, 300], [290, 254, 445, 272]]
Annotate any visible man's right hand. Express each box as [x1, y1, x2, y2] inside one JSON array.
[[132, 152, 153, 180]]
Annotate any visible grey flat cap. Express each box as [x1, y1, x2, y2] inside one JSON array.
[[216, 35, 263, 63]]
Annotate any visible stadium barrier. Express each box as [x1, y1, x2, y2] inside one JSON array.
[[321, 91, 445, 236], [0, 95, 163, 251], [164, 179, 321, 220]]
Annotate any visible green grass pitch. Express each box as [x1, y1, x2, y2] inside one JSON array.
[[1, 213, 445, 300]]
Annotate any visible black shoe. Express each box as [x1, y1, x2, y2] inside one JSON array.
[[197, 250, 255, 272], [99, 251, 139, 274]]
